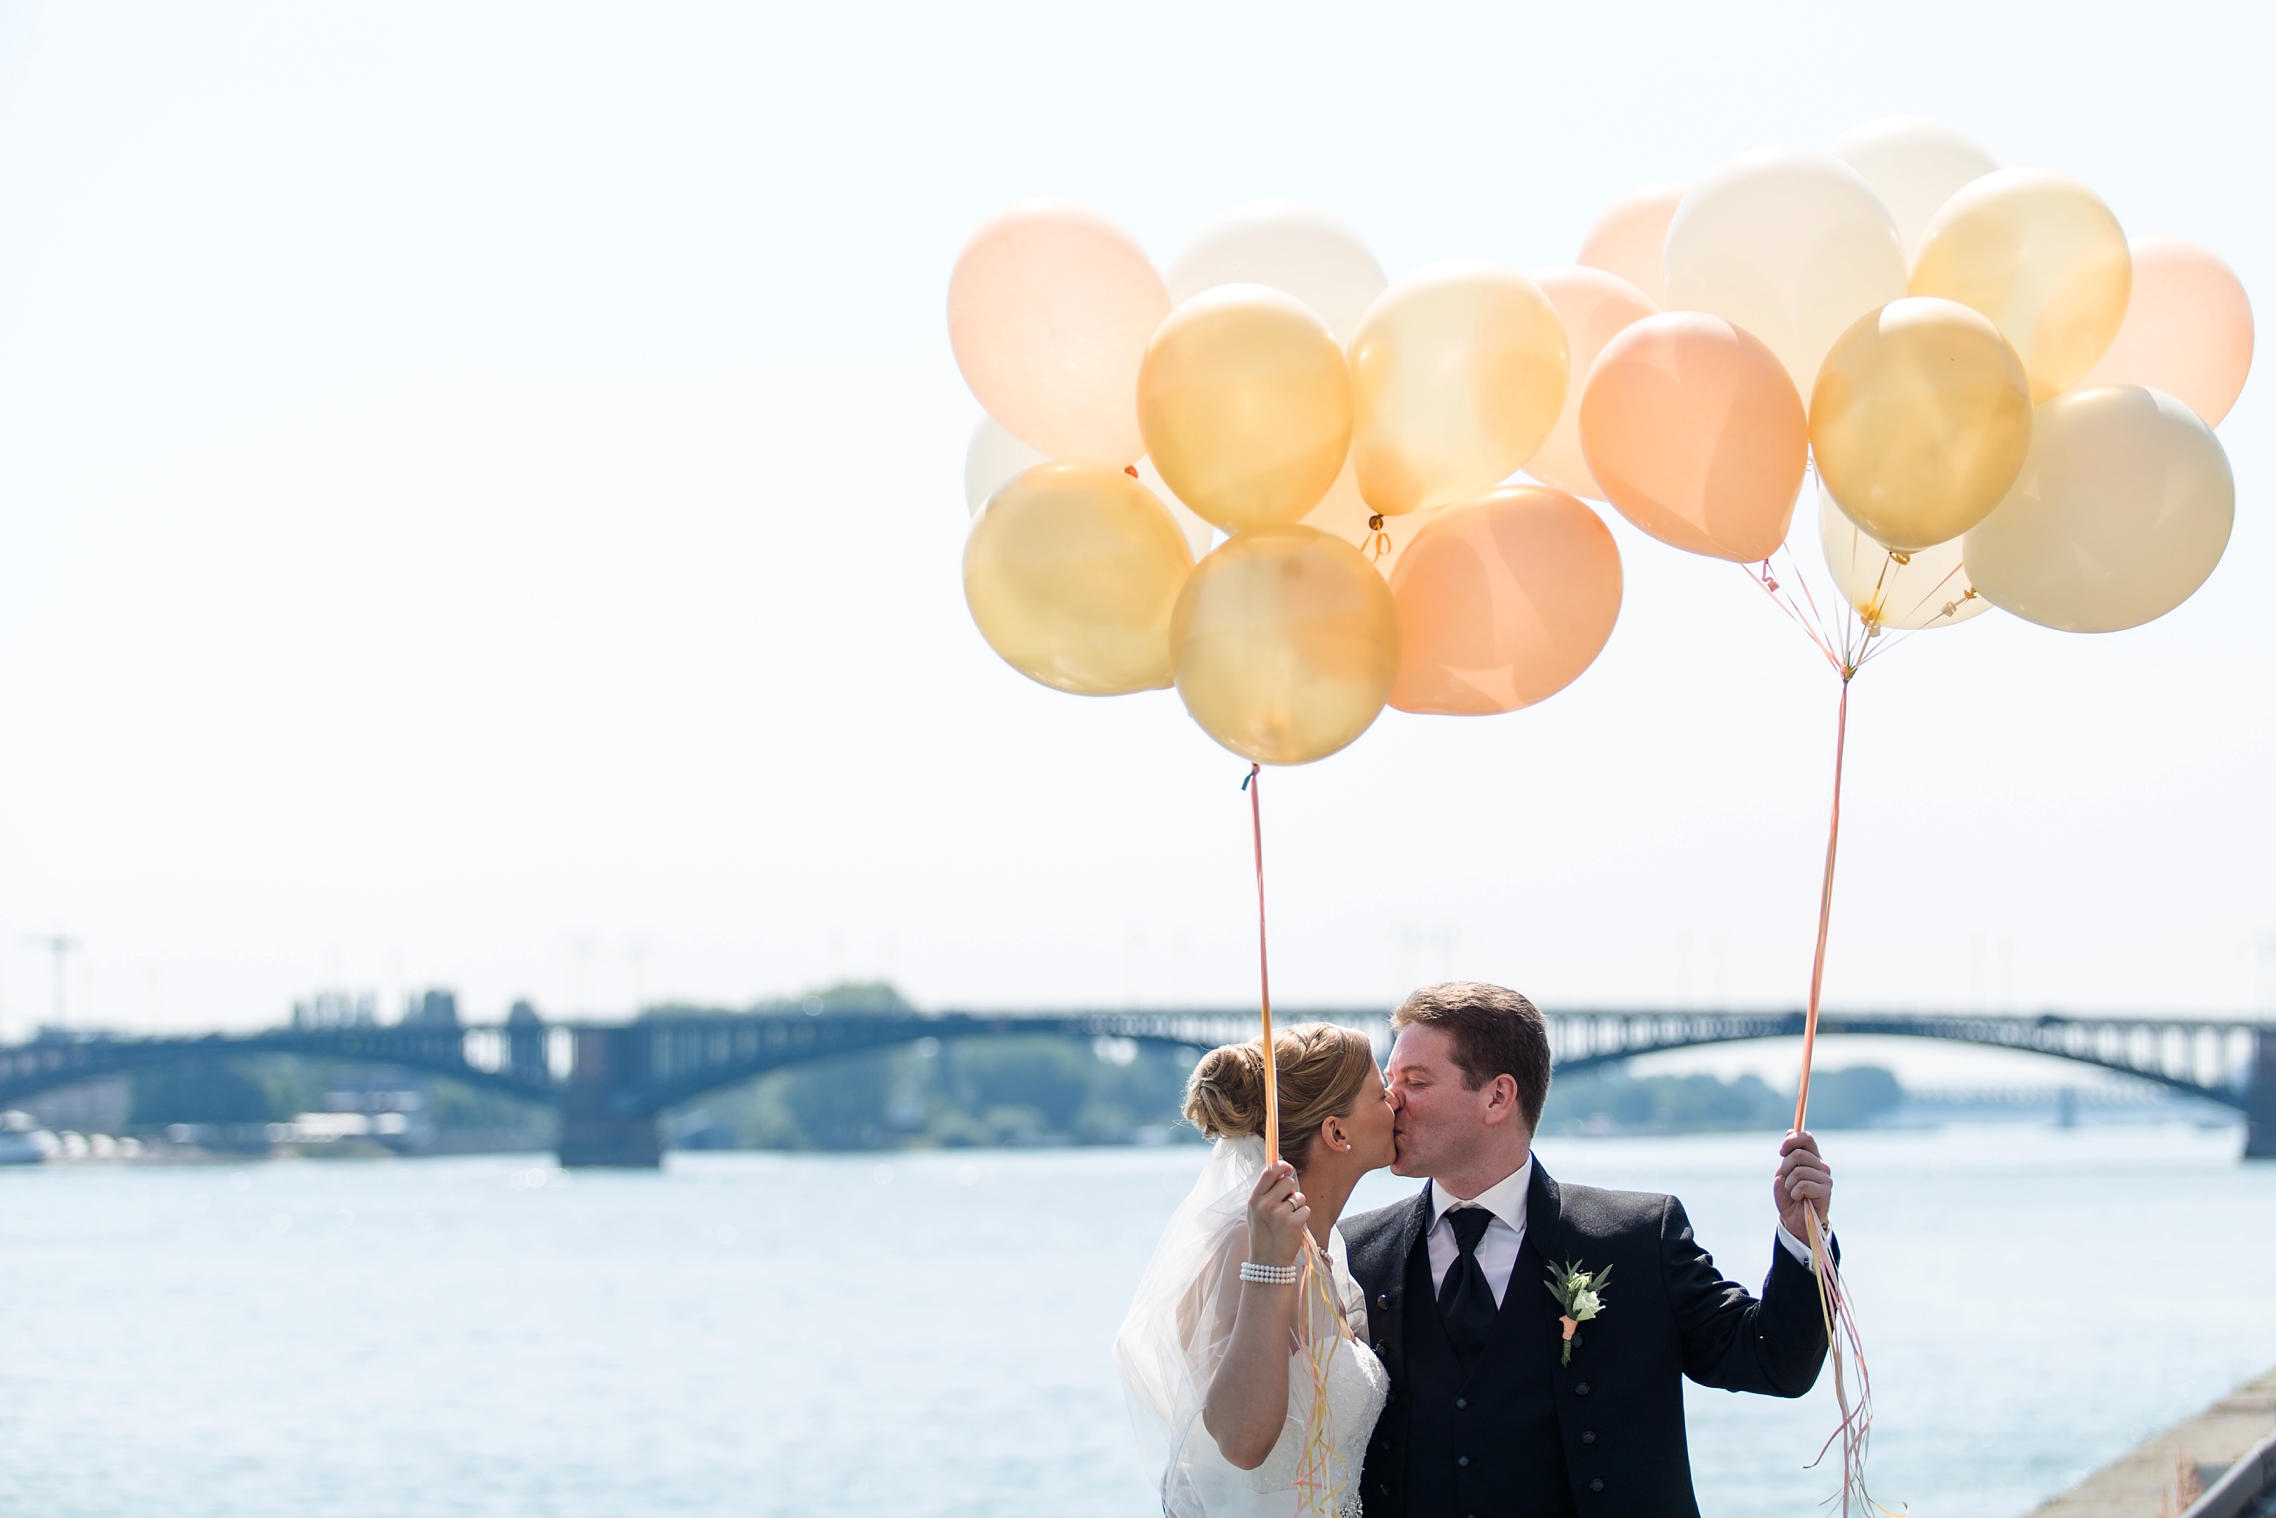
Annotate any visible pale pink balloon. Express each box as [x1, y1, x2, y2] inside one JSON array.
[[1577, 183, 1686, 306], [2077, 238, 2254, 427], [948, 201, 1171, 465], [1388, 486, 1622, 716], [1525, 267, 1659, 500]]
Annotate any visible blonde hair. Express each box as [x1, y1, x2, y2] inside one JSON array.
[[1182, 1022, 1377, 1170]]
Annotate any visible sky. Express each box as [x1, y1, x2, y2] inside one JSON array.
[[0, 1, 2268, 1091]]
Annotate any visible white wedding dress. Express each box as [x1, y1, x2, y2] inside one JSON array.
[[1116, 1137, 1391, 1518]]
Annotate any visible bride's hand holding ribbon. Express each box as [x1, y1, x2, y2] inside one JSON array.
[[1245, 1160, 1312, 1268]]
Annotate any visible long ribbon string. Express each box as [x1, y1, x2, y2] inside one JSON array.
[[1792, 677, 1851, 1133], [1244, 763, 1278, 1165], [1784, 676, 1893, 1518]]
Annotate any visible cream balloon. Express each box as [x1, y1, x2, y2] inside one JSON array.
[[1963, 386, 2233, 633], [1349, 260, 1568, 517], [1167, 202, 1387, 348], [1910, 169, 2131, 402], [1829, 117, 1999, 261], [948, 200, 1170, 465], [1577, 184, 1685, 305], [2077, 238, 2255, 427], [964, 416, 1048, 518], [1815, 484, 1988, 631], [1299, 463, 1443, 577], [1525, 266, 1659, 500], [964, 463, 1196, 693], [1171, 526, 1400, 765], [1663, 149, 1908, 393]]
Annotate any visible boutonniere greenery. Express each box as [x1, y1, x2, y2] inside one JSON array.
[[1543, 1260, 1613, 1367]]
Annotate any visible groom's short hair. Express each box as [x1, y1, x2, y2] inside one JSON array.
[[1390, 982, 1553, 1126]]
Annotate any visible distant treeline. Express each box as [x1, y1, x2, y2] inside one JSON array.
[[665, 984, 1905, 1151]]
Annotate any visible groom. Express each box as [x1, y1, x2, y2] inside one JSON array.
[[1344, 983, 1836, 1518]]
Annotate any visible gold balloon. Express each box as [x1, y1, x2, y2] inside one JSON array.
[[1349, 260, 1568, 517], [1138, 284, 1352, 532], [964, 462, 1196, 695], [1910, 169, 2131, 402], [1810, 297, 2033, 552], [1171, 526, 1400, 765]]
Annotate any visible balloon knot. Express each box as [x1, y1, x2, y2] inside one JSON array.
[[1890, 551, 1912, 567], [1241, 764, 1258, 791], [1124, 465, 1140, 479], [1367, 514, 1384, 531]]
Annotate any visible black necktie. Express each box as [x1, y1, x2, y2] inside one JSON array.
[[1438, 1205, 1498, 1364]]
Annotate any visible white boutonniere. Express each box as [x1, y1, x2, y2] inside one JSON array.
[[1543, 1260, 1613, 1367]]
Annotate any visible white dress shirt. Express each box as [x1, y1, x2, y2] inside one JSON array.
[[1423, 1159, 1533, 1302], [1424, 1158, 1820, 1306]]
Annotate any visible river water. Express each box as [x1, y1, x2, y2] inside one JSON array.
[[1, 1124, 2270, 1517]]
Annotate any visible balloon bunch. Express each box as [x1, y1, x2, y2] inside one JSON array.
[[1574, 118, 2248, 633], [952, 201, 1625, 766], [1567, 116, 2252, 1518]]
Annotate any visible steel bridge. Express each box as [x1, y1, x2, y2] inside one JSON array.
[[3, 1006, 2270, 1165]]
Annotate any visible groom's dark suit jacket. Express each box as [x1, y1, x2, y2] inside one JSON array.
[[1341, 1157, 1829, 1518]]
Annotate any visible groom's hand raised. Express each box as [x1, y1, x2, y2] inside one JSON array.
[[1773, 1131, 1833, 1240]]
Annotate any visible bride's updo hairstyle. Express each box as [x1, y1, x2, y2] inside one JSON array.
[[1182, 1022, 1377, 1170]]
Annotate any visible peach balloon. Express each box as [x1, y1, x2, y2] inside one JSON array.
[[1578, 312, 1809, 562], [1525, 266, 1659, 500], [948, 200, 1171, 465], [1300, 462, 1444, 578], [1389, 487, 1622, 716], [2077, 238, 2255, 427], [1578, 184, 1686, 305]]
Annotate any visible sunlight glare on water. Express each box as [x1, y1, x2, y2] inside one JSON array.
[[0, 1125, 2269, 1517]]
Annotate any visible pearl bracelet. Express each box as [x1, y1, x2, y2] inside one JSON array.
[[1239, 1261, 1300, 1285]]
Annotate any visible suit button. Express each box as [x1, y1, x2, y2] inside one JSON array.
[[1581, 1430, 1596, 1444], [1575, 1381, 1591, 1395], [1455, 1398, 1467, 1410], [1589, 1478, 1605, 1493], [1457, 1456, 1469, 1468], [1378, 1293, 1391, 1308]]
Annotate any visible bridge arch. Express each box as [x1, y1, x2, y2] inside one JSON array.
[[0, 1032, 559, 1114]]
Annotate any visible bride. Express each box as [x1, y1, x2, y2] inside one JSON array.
[[1116, 1023, 1397, 1516]]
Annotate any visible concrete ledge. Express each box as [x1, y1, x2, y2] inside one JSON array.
[[2027, 1367, 2276, 1518]]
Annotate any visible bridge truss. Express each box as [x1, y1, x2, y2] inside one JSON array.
[[4, 1006, 2270, 1163]]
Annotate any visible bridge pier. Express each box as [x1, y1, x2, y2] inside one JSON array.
[[2247, 1031, 2276, 1160], [558, 1027, 661, 1169]]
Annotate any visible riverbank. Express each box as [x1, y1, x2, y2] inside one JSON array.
[[2027, 1365, 2276, 1518]]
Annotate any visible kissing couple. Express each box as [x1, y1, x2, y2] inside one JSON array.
[[1115, 982, 1837, 1518]]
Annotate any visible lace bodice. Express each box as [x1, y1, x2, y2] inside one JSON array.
[[1230, 1233, 1391, 1518]]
